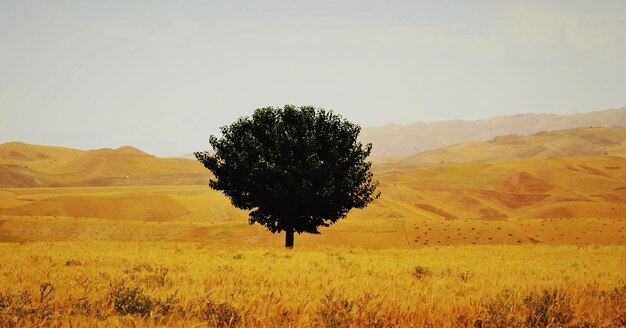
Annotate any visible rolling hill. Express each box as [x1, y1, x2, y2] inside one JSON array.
[[361, 106, 626, 157], [0, 142, 207, 187], [1, 155, 624, 246], [1, 123, 625, 246], [400, 127, 626, 164]]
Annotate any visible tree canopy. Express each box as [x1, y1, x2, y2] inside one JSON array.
[[195, 105, 379, 247]]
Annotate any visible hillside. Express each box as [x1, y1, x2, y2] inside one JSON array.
[[361, 106, 626, 157], [0, 142, 207, 187], [1, 156, 624, 245], [401, 127, 626, 164], [1, 125, 625, 246]]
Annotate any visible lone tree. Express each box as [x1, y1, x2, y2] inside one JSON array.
[[195, 105, 380, 248]]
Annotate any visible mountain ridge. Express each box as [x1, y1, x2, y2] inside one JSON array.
[[360, 106, 626, 156]]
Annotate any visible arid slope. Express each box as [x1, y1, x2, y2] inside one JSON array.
[[401, 127, 626, 164], [1, 157, 624, 246], [0, 142, 207, 187], [1, 126, 625, 246]]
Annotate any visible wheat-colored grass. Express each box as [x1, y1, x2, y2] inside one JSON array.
[[0, 242, 624, 327]]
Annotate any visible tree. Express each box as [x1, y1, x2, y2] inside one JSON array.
[[194, 105, 380, 248]]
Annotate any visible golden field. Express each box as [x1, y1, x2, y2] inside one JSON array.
[[1, 128, 625, 326], [1, 152, 625, 246], [0, 242, 624, 327]]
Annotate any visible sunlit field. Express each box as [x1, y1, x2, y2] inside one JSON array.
[[0, 242, 624, 327], [1, 153, 625, 326], [3, 0, 626, 326]]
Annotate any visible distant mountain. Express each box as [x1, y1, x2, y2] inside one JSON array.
[[400, 127, 626, 164], [0, 142, 207, 187], [360, 106, 626, 157], [168, 153, 198, 160]]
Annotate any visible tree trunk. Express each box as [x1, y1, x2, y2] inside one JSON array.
[[285, 229, 294, 249]]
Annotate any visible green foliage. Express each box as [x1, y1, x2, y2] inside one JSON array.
[[110, 284, 154, 316], [155, 292, 179, 317], [69, 299, 93, 316], [317, 291, 354, 328], [0, 290, 38, 323], [109, 282, 178, 317], [411, 266, 432, 280], [0, 292, 10, 311], [523, 289, 573, 327], [482, 288, 574, 328], [484, 289, 522, 328], [195, 105, 380, 246], [202, 301, 241, 328]]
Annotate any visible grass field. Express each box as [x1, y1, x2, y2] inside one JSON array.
[[1, 139, 625, 326], [0, 242, 624, 327], [1, 183, 624, 247]]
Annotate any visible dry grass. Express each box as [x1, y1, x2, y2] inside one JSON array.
[[0, 242, 624, 327], [1, 184, 625, 247], [1, 139, 626, 326]]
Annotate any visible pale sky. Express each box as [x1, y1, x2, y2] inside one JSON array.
[[1, 1, 625, 156]]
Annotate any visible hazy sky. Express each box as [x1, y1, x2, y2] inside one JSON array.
[[1, 1, 625, 156]]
